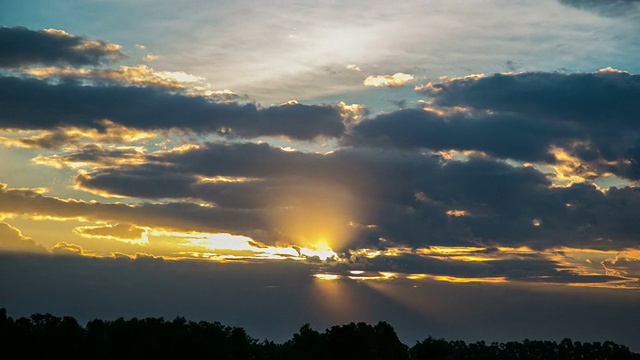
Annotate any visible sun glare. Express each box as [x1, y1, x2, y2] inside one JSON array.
[[144, 229, 341, 262], [268, 181, 359, 253], [314, 273, 340, 280], [299, 242, 338, 260]]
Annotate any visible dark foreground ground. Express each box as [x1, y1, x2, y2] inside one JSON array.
[[1, 308, 638, 359]]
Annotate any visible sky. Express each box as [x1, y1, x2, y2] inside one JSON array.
[[1, 0, 640, 350]]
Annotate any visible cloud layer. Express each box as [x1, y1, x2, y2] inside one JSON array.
[[351, 70, 640, 181], [1, 27, 640, 290], [0, 76, 345, 140], [50, 141, 640, 255]]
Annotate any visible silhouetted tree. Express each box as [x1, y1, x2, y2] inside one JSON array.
[[282, 323, 328, 360], [410, 337, 452, 360], [0, 308, 639, 360], [325, 321, 409, 360]]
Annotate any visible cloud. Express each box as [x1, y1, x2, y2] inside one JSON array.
[[1, 23, 640, 287], [2, 169, 640, 286], [335, 247, 632, 286], [0, 183, 271, 240], [23, 65, 187, 88], [0, 27, 125, 68], [0, 76, 346, 140], [347, 108, 574, 163], [1, 122, 156, 150], [345, 70, 640, 181], [154, 70, 204, 83], [602, 254, 640, 281], [51, 241, 85, 255], [418, 71, 640, 128], [363, 73, 415, 87], [33, 144, 147, 168], [45, 141, 640, 252], [22, 65, 239, 102], [74, 224, 146, 240], [338, 102, 369, 126], [1, 128, 84, 150], [143, 53, 162, 62], [0, 222, 47, 253], [557, 0, 640, 17]]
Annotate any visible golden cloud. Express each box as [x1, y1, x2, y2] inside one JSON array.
[[24, 65, 187, 88], [51, 241, 85, 256], [0, 221, 47, 254], [363, 73, 415, 87], [74, 223, 146, 241], [0, 121, 157, 150]]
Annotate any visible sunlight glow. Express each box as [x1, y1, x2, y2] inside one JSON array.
[[269, 182, 358, 252], [546, 145, 597, 186], [3, 123, 155, 154], [427, 246, 486, 254], [406, 274, 427, 280], [314, 273, 340, 280], [406, 274, 508, 283], [197, 176, 256, 183], [155, 70, 204, 83], [446, 209, 468, 217], [347, 271, 397, 281], [147, 230, 339, 261], [298, 243, 338, 260], [74, 224, 148, 244]]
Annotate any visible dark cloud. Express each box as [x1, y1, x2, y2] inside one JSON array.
[[0, 76, 345, 140], [36, 144, 145, 167], [77, 170, 335, 210], [420, 72, 640, 129], [0, 183, 272, 240], [64, 142, 640, 251], [12, 128, 81, 149], [350, 71, 640, 180], [347, 108, 576, 162], [237, 101, 344, 139], [558, 0, 640, 17], [0, 26, 125, 68], [70, 142, 444, 213]]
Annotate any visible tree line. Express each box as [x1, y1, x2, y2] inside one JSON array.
[[1, 308, 638, 359]]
